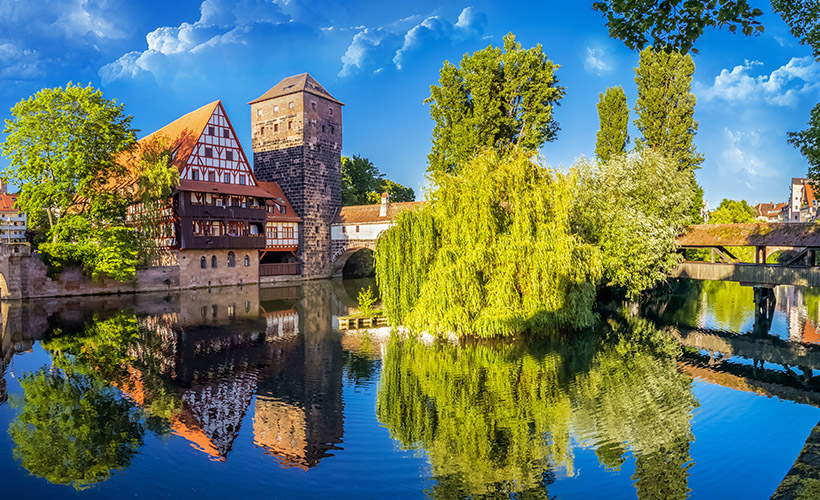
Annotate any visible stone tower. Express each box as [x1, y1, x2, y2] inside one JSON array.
[[249, 74, 343, 278]]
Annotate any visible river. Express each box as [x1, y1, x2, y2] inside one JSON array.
[[1, 278, 819, 499]]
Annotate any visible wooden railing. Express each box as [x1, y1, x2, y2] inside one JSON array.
[[259, 263, 301, 276]]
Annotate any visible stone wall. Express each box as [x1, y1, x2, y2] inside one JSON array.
[[178, 248, 258, 289]]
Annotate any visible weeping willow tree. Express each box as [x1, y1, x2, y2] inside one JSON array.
[[376, 149, 602, 338], [377, 314, 697, 498]]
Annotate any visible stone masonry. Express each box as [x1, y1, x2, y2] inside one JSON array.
[[250, 74, 342, 279]]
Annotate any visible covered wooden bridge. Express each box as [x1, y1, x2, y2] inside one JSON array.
[[674, 223, 820, 287]]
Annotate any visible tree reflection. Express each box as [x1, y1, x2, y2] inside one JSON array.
[[8, 365, 144, 490], [8, 311, 179, 489], [377, 315, 697, 499]]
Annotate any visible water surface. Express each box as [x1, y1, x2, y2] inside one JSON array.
[[1, 279, 819, 499]]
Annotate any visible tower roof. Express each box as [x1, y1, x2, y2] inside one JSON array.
[[248, 73, 344, 106]]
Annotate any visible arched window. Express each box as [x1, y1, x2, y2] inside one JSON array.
[[228, 251, 236, 268], [200, 256, 206, 269], [211, 255, 217, 268], [244, 255, 250, 267]]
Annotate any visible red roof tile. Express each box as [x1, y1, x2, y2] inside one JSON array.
[[333, 201, 424, 224]]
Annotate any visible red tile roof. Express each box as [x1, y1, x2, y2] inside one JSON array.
[[333, 201, 424, 224], [248, 73, 344, 106], [0, 193, 18, 211]]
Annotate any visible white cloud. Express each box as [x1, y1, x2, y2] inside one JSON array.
[[100, 0, 309, 84], [697, 57, 820, 107], [583, 47, 613, 74], [0, 43, 45, 80], [339, 7, 487, 77], [718, 128, 777, 177]]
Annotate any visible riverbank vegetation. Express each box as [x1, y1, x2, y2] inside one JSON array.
[[1, 83, 178, 282], [375, 36, 701, 339]]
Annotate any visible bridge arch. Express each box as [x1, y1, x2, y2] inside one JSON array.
[[331, 245, 375, 278]]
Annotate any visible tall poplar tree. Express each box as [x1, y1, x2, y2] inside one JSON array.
[[634, 48, 705, 223], [595, 86, 630, 163], [425, 33, 565, 174]]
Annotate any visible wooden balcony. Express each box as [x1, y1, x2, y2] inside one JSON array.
[[259, 263, 301, 276], [179, 234, 266, 250], [179, 203, 266, 221]]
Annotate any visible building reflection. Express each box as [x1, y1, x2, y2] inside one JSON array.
[[0, 281, 351, 470]]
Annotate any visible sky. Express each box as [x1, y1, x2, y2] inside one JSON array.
[[0, 0, 817, 209]]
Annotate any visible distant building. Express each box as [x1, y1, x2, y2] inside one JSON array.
[[801, 181, 819, 222], [0, 183, 26, 244], [788, 177, 810, 222], [755, 201, 789, 223]]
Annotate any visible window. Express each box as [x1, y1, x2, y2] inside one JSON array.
[[245, 301, 251, 312], [223, 173, 230, 183], [215, 196, 224, 207], [192, 220, 205, 236], [279, 204, 286, 214], [257, 109, 263, 116], [228, 303, 236, 320], [201, 305, 208, 321], [226, 151, 233, 161], [205, 147, 213, 158], [211, 255, 217, 268], [260, 126, 265, 135], [274, 123, 278, 132], [191, 170, 199, 181], [273, 105, 279, 112], [210, 221, 224, 236], [208, 126, 214, 135], [244, 255, 250, 267], [270, 224, 278, 239], [200, 256, 207, 269], [322, 125, 325, 133], [228, 221, 244, 236], [228, 251, 236, 267], [223, 129, 229, 138], [311, 101, 316, 111], [331, 125, 335, 135], [212, 304, 218, 318], [208, 171, 215, 182], [356, 225, 360, 233], [239, 175, 246, 185], [283, 225, 294, 239], [289, 101, 294, 109], [288, 121, 292, 130], [329, 106, 333, 115]]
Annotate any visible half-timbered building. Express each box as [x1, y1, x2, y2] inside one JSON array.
[[127, 100, 302, 287]]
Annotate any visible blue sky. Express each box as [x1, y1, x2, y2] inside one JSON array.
[[0, 0, 817, 209]]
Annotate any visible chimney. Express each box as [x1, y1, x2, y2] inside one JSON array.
[[379, 192, 390, 217]]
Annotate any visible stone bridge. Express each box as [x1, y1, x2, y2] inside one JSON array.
[[330, 200, 423, 278]]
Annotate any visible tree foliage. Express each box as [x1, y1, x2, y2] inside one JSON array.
[[592, 0, 765, 54], [772, 0, 820, 58], [376, 149, 602, 338], [425, 33, 565, 174], [789, 102, 820, 182], [634, 48, 705, 223], [574, 150, 693, 299], [341, 154, 414, 206], [708, 198, 756, 223], [595, 86, 630, 163], [1, 83, 178, 281]]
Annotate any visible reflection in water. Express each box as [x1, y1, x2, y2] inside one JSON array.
[[4, 280, 820, 496], [377, 315, 697, 499]]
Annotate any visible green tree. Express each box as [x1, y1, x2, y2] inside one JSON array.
[[574, 150, 693, 299], [789, 103, 820, 182], [425, 33, 565, 174], [342, 155, 415, 206], [592, 0, 765, 54], [708, 198, 756, 223], [595, 86, 630, 163], [634, 48, 705, 223], [1, 83, 178, 281]]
